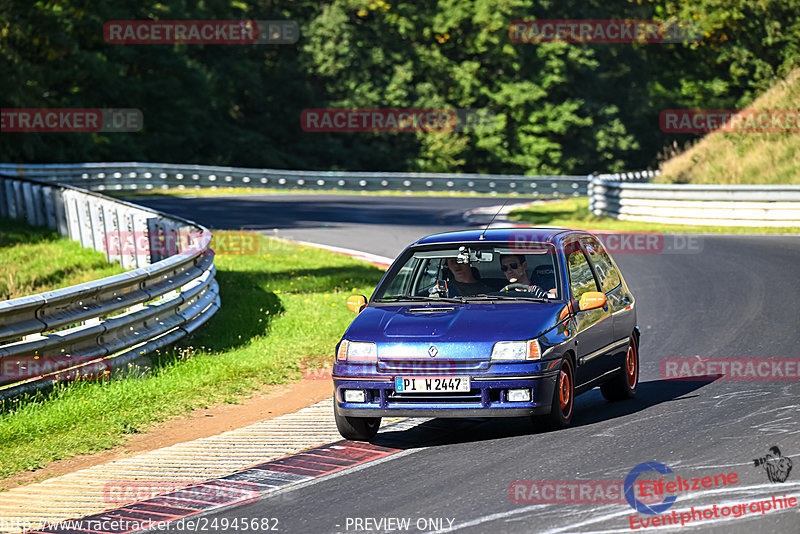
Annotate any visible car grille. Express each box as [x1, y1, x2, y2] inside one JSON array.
[[378, 359, 487, 374], [387, 389, 482, 404]]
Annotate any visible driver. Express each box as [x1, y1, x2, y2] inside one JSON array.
[[500, 254, 546, 297], [445, 257, 491, 296]]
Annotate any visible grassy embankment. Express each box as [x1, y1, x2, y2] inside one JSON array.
[[658, 68, 800, 185], [0, 224, 383, 481]]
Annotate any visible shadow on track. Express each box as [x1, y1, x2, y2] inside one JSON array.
[[370, 378, 717, 449]]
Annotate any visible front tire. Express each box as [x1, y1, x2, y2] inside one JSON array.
[[600, 335, 639, 401], [540, 357, 574, 430], [333, 401, 381, 441]]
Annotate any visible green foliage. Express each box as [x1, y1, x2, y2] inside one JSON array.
[[1, 0, 797, 175], [651, 0, 800, 104]]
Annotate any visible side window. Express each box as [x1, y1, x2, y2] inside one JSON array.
[[413, 258, 444, 295], [381, 258, 417, 296], [582, 238, 621, 293], [566, 241, 600, 299]]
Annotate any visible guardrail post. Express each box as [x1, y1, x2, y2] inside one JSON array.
[[98, 202, 111, 263], [87, 198, 105, 253], [22, 182, 36, 226], [131, 212, 149, 268], [75, 195, 93, 248], [116, 207, 133, 269], [61, 191, 77, 240], [0, 177, 7, 218], [3, 180, 14, 218], [54, 188, 68, 236], [42, 186, 57, 230], [32, 183, 47, 227], [9, 180, 22, 219], [64, 193, 80, 242]]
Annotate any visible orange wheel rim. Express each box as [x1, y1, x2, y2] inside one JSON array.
[[626, 342, 638, 388], [559, 368, 571, 411]]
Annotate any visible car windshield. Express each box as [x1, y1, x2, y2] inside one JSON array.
[[373, 243, 560, 302]]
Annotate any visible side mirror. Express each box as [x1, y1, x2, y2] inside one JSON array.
[[578, 291, 606, 311], [558, 304, 571, 323], [346, 294, 367, 314]]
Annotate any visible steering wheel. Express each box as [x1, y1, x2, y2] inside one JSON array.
[[501, 283, 531, 292], [426, 280, 449, 296]]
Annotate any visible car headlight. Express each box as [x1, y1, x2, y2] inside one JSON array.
[[337, 340, 378, 362], [491, 340, 541, 361]]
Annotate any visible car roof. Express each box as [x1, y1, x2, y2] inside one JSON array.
[[412, 227, 582, 246]]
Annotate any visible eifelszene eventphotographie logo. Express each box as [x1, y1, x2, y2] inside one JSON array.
[[754, 446, 793, 483]]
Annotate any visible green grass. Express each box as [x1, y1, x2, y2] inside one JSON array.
[[0, 217, 126, 300], [508, 197, 800, 234], [0, 235, 384, 480]]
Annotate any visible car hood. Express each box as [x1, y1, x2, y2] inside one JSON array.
[[343, 302, 563, 360]]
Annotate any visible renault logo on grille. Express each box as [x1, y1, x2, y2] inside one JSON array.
[[428, 345, 439, 358]]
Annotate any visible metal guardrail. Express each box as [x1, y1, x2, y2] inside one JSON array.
[[589, 178, 800, 227], [0, 174, 220, 399], [0, 162, 613, 196]]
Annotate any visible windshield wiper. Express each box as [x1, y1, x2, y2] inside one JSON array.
[[375, 295, 465, 303], [464, 294, 551, 302]]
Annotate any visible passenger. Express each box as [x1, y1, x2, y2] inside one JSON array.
[[445, 257, 491, 296], [500, 254, 546, 297]]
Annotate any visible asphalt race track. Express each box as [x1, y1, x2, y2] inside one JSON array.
[[134, 193, 800, 533], [133, 193, 506, 259]]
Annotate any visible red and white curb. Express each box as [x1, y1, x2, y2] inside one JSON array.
[[0, 399, 411, 534], [29, 439, 410, 534]]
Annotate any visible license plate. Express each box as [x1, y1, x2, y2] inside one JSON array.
[[394, 376, 470, 393]]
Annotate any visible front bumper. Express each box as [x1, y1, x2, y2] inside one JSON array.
[[333, 372, 559, 418]]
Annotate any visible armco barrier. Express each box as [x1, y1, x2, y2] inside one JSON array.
[[589, 179, 800, 227], [0, 162, 617, 196], [0, 174, 219, 399]]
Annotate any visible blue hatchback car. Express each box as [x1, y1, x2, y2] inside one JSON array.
[[333, 228, 640, 441]]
